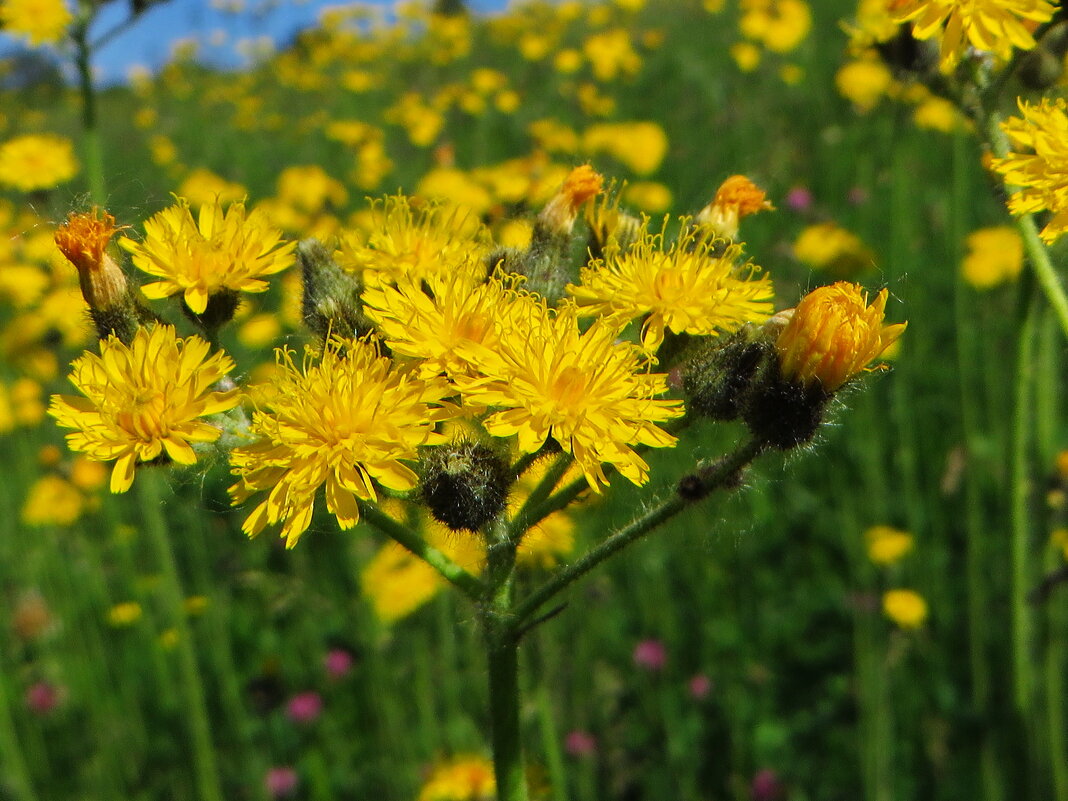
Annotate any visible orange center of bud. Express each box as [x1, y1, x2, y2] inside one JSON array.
[[712, 175, 774, 218]]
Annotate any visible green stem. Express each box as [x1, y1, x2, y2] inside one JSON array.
[[0, 665, 38, 801], [514, 439, 765, 627], [1011, 288, 1038, 721], [73, 9, 106, 205], [138, 472, 225, 801], [358, 501, 487, 599], [536, 686, 568, 801], [983, 110, 1068, 339], [507, 453, 573, 542]]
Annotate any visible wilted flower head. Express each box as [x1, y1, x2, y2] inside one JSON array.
[[54, 208, 128, 312], [697, 174, 774, 240], [120, 197, 295, 314], [775, 282, 906, 393], [48, 325, 240, 493]]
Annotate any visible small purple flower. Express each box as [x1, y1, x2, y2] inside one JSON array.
[[286, 691, 322, 724], [750, 768, 785, 801], [688, 673, 713, 700], [25, 681, 60, 715], [785, 186, 813, 212], [265, 766, 299, 798], [633, 639, 667, 672], [564, 729, 598, 758], [324, 648, 353, 679]]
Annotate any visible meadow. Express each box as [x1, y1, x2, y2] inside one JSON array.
[[0, 0, 1065, 800]]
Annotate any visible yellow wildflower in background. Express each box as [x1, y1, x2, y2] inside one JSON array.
[[883, 589, 928, 629], [229, 338, 454, 548], [991, 98, 1068, 244], [417, 755, 496, 801], [49, 325, 240, 493], [739, 0, 813, 54], [120, 197, 295, 314], [453, 303, 683, 492], [623, 181, 673, 213], [568, 226, 775, 351], [865, 525, 914, 566], [0, 0, 71, 46], [583, 28, 642, 81], [0, 134, 79, 191], [961, 226, 1023, 289], [107, 602, 143, 627], [793, 222, 875, 277], [176, 168, 248, 209], [775, 282, 906, 393], [21, 475, 84, 526], [889, 0, 1055, 71], [835, 58, 894, 113], [583, 122, 669, 176]]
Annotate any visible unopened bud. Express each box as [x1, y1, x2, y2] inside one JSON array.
[[420, 440, 511, 532], [299, 238, 371, 341], [537, 165, 604, 238], [682, 328, 769, 422]]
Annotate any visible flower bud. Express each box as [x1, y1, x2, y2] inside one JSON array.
[[54, 208, 158, 343], [420, 440, 511, 532], [298, 238, 372, 341], [537, 164, 604, 238], [681, 328, 769, 422], [696, 175, 773, 241]]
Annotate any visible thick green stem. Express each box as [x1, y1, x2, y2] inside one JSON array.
[[358, 501, 487, 600], [1011, 289, 1038, 721], [514, 439, 764, 626], [137, 472, 225, 801], [73, 11, 106, 205]]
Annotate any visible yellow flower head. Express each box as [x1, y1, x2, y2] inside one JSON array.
[[740, 0, 813, 53], [336, 195, 488, 287], [865, 525, 914, 565], [54, 207, 129, 312], [0, 133, 79, 192], [696, 174, 775, 240], [119, 197, 295, 314], [0, 0, 72, 46], [961, 226, 1024, 288], [453, 302, 684, 492], [889, 0, 1055, 71], [568, 225, 775, 352], [48, 325, 240, 493], [844, 0, 903, 51], [835, 58, 895, 113], [229, 338, 454, 548], [990, 98, 1068, 244], [793, 222, 875, 277], [21, 475, 83, 526], [883, 588, 928, 629], [417, 755, 496, 801], [775, 282, 906, 392]]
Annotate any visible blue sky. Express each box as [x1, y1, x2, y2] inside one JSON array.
[[2, 0, 507, 85]]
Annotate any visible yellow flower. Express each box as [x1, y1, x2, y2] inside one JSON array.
[[453, 303, 683, 492], [775, 282, 906, 392], [583, 122, 669, 176], [792, 222, 875, 277], [912, 96, 968, 133], [865, 525, 914, 566], [568, 225, 775, 352], [0, 0, 71, 46], [990, 98, 1068, 244], [119, 197, 295, 314], [583, 28, 642, 81], [845, 0, 903, 51], [49, 325, 240, 493], [740, 0, 812, 53], [731, 42, 763, 71], [0, 134, 79, 191], [228, 338, 453, 548], [336, 195, 488, 287], [107, 601, 143, 627], [176, 168, 248, 209], [835, 59, 894, 113], [889, 0, 1055, 71], [417, 755, 496, 801], [21, 475, 84, 526], [883, 589, 928, 629], [623, 181, 673, 213], [961, 226, 1023, 289]]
